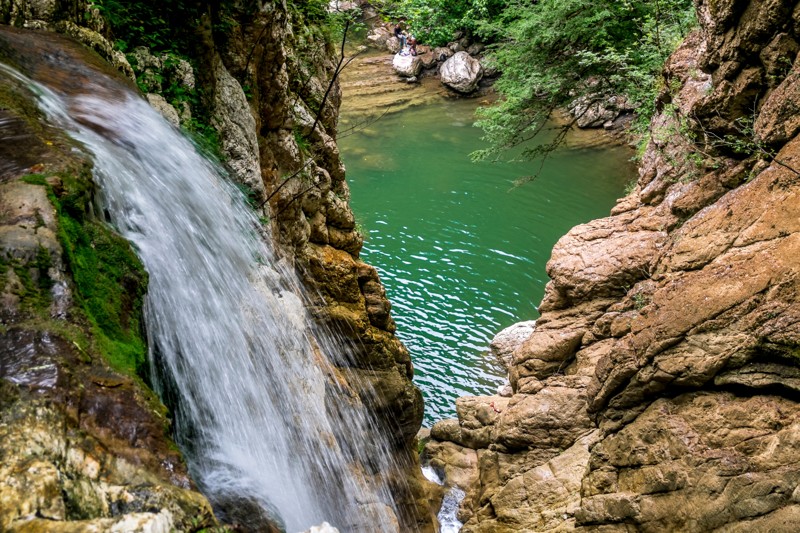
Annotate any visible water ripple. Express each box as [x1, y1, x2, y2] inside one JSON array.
[[342, 99, 634, 424]]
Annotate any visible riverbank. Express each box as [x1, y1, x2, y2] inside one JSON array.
[[419, 1, 800, 530], [339, 47, 629, 151]]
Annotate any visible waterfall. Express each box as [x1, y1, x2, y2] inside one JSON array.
[[1, 59, 402, 532]]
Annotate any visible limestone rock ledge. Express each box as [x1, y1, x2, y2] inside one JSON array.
[[425, 0, 800, 531]]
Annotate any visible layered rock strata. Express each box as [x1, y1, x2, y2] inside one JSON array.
[[425, 0, 800, 530]]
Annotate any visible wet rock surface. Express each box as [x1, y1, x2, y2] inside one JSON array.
[[425, 0, 800, 530], [0, 29, 215, 529], [4, 2, 435, 530], [393, 52, 423, 77]]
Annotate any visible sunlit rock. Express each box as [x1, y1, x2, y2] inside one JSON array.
[[146, 93, 180, 126], [393, 52, 423, 77], [440, 51, 483, 93], [490, 320, 536, 370]]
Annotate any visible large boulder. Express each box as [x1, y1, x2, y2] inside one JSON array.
[[440, 51, 483, 93], [392, 53, 423, 77], [366, 27, 391, 49], [489, 320, 536, 370], [386, 36, 402, 53]]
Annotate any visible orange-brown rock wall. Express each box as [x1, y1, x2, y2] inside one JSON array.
[[425, 1, 800, 531]]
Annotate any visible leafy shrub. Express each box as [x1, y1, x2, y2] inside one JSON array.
[[471, 0, 696, 166]]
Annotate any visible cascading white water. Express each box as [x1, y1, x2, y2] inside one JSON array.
[[2, 63, 403, 532]]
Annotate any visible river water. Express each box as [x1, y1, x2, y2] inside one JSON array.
[[339, 96, 636, 424]]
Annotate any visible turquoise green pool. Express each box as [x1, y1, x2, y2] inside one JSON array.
[[339, 97, 636, 425]]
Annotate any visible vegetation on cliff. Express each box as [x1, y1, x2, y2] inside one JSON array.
[[472, 0, 696, 161], [0, 53, 149, 380], [16, 170, 147, 377], [377, 0, 695, 171]]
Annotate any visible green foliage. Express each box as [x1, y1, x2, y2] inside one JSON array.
[[289, 0, 330, 21], [185, 116, 223, 161], [375, 0, 505, 46], [472, 0, 697, 167], [632, 291, 650, 310], [235, 182, 260, 210], [287, 0, 365, 45], [293, 126, 311, 154], [88, 0, 212, 52], [623, 177, 639, 196], [327, 6, 367, 43], [720, 116, 764, 157], [87, 1, 234, 160]]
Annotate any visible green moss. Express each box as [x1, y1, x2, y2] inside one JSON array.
[[0, 254, 8, 293], [13, 263, 35, 296], [416, 435, 429, 455], [0, 83, 44, 130], [24, 167, 150, 378], [58, 212, 149, 377], [10, 250, 52, 312], [34, 246, 53, 290], [20, 173, 48, 186]]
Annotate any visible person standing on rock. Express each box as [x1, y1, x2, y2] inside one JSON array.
[[394, 22, 407, 51]]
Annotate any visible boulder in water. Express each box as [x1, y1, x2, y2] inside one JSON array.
[[392, 53, 423, 78], [440, 51, 483, 93], [490, 320, 536, 370], [366, 27, 391, 49], [569, 94, 632, 128], [419, 53, 438, 70]]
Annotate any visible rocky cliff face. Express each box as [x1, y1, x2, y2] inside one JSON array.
[[425, 0, 800, 530], [197, 6, 431, 529], [0, 0, 431, 530]]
